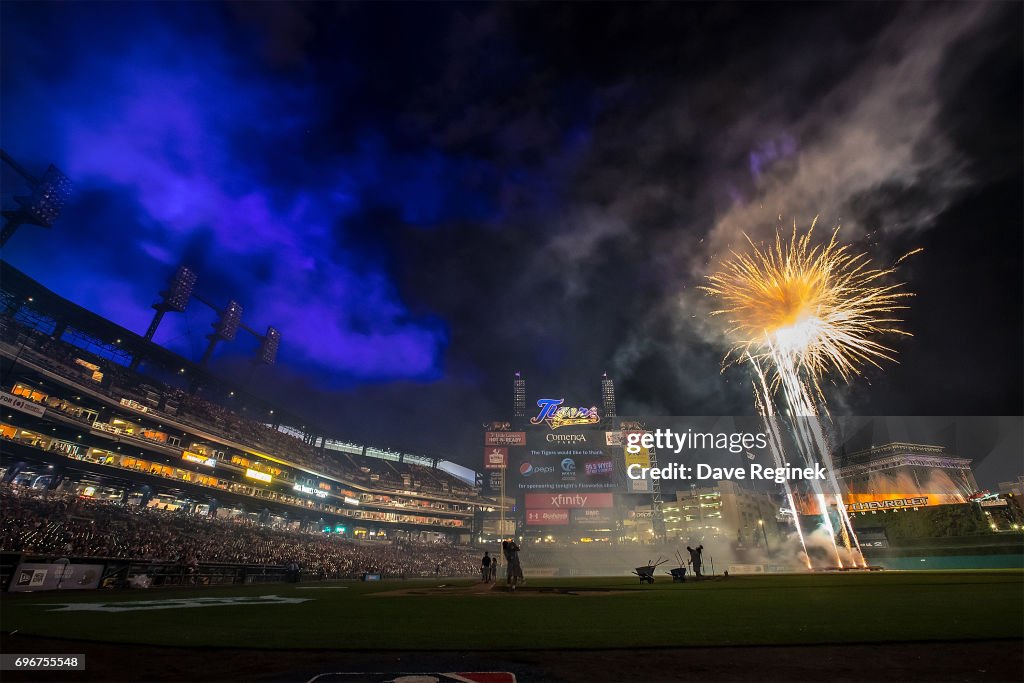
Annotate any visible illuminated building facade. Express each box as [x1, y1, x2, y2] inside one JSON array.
[[834, 442, 978, 512], [658, 481, 780, 546]]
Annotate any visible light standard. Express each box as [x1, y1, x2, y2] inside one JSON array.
[[1, 149, 73, 246], [759, 519, 770, 554]]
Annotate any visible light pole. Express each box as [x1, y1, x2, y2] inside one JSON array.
[[1, 149, 73, 246], [759, 518, 770, 554]]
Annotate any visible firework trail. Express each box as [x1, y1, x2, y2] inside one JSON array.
[[703, 218, 914, 568]]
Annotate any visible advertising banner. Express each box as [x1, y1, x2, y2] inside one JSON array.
[[9, 563, 103, 591], [245, 469, 272, 483], [484, 447, 508, 470], [584, 459, 614, 476], [485, 432, 526, 446], [623, 436, 653, 493], [571, 508, 613, 525], [798, 494, 932, 515], [182, 451, 217, 468], [525, 509, 569, 525], [525, 492, 615, 509], [0, 391, 46, 418], [513, 428, 616, 491], [618, 432, 651, 491], [119, 397, 150, 413]]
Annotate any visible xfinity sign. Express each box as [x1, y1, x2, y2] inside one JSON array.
[[525, 493, 614, 509]]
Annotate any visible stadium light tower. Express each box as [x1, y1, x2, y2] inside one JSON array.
[[1, 149, 73, 247], [200, 299, 243, 367], [257, 326, 281, 365], [143, 266, 197, 341], [129, 265, 197, 370]]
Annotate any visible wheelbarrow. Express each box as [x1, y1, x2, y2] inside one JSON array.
[[632, 558, 668, 584], [667, 566, 687, 583]]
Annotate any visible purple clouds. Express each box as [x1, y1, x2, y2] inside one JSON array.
[[2, 3, 457, 382]]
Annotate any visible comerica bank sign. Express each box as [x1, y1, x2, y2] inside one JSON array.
[[529, 398, 600, 430]]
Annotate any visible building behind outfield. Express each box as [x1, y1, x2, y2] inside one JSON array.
[[835, 442, 978, 512], [648, 481, 781, 547]]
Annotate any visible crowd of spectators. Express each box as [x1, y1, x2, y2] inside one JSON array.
[[0, 485, 479, 579]]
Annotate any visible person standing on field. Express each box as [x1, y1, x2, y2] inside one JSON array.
[[480, 551, 492, 582], [686, 544, 704, 578], [503, 539, 523, 590]]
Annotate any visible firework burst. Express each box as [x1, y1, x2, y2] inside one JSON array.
[[703, 217, 914, 397], [703, 218, 917, 569]]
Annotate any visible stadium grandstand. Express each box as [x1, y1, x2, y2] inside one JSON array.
[[0, 259, 496, 586]]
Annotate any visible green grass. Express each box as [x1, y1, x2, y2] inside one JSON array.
[[2, 571, 1021, 650]]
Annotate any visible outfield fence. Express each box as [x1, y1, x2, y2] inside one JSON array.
[[1, 551, 289, 591], [1, 551, 473, 591]]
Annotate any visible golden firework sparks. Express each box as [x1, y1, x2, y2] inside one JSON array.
[[702, 217, 915, 389], [702, 217, 917, 569]]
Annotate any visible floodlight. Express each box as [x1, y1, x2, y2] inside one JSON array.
[[165, 266, 197, 313], [216, 300, 243, 341], [19, 165, 73, 227], [258, 326, 281, 364], [1, 150, 74, 246]]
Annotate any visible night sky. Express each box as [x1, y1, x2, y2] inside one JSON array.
[[1, 3, 1021, 482]]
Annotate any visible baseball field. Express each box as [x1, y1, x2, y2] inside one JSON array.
[[1, 571, 1021, 681]]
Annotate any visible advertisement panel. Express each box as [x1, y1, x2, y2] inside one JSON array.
[[525, 492, 615, 509], [798, 494, 932, 515], [513, 429, 616, 491], [484, 447, 508, 470], [525, 509, 570, 525], [843, 496, 929, 512], [50, 440, 81, 457], [571, 508, 613, 525], [245, 469, 272, 483], [182, 451, 217, 468], [623, 434, 653, 493], [9, 563, 103, 591], [119, 397, 150, 413], [485, 432, 526, 446], [0, 391, 46, 417]]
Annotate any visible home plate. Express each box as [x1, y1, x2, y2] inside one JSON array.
[[307, 672, 515, 683]]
